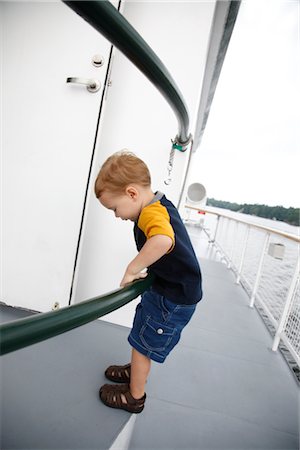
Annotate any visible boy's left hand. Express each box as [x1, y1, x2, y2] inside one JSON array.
[[120, 270, 148, 287]]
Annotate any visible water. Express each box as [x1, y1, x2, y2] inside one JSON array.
[[198, 208, 299, 308]]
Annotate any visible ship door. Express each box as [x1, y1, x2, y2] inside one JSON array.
[[1, 2, 112, 312]]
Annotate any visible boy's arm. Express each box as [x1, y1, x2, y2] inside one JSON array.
[[120, 235, 173, 287]]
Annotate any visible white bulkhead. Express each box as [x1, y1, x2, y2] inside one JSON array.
[[2, 1, 217, 314]]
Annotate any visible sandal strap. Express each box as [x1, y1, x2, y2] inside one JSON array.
[[100, 383, 146, 413], [105, 363, 131, 382]]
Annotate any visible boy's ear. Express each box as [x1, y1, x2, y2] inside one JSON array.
[[125, 186, 138, 199]]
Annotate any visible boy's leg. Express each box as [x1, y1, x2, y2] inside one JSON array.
[[130, 348, 151, 399]]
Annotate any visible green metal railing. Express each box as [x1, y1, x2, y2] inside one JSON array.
[[1, 0, 192, 356], [63, 0, 191, 147], [0, 274, 154, 356]]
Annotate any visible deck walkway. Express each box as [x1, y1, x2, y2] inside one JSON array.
[[1, 228, 299, 449]]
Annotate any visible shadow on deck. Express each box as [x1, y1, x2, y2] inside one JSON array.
[[1, 230, 299, 449]]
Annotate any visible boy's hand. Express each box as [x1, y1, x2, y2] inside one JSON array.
[[119, 235, 172, 288], [120, 270, 148, 287]]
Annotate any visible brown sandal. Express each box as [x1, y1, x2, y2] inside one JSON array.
[[99, 383, 146, 414], [105, 363, 131, 383]]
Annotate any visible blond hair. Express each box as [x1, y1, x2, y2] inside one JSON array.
[[94, 151, 151, 198]]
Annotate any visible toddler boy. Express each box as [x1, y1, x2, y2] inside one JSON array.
[[94, 151, 202, 413]]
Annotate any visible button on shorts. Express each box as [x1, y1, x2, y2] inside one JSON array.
[[128, 289, 196, 363]]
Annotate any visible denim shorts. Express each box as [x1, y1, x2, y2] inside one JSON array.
[[128, 289, 196, 363]]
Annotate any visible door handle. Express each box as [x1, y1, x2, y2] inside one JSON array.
[[66, 77, 101, 93]]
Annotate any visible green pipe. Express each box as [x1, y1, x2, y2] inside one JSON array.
[[0, 274, 154, 356], [63, 0, 191, 146]]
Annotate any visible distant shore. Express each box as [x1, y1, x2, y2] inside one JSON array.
[[207, 198, 299, 227]]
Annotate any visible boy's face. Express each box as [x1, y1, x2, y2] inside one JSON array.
[[99, 188, 141, 222]]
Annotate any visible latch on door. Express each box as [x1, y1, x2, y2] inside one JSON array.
[[92, 54, 104, 67], [66, 77, 101, 93]]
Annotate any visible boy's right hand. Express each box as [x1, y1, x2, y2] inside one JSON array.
[[120, 270, 148, 287]]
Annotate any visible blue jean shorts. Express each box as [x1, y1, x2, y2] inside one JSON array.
[[128, 289, 196, 363]]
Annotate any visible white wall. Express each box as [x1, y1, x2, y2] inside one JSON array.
[[73, 1, 216, 326], [1, 2, 112, 312], [1, 1, 217, 317]]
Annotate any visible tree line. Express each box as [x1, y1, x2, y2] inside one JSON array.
[[206, 198, 299, 226]]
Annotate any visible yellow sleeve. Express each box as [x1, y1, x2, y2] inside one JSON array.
[[138, 202, 175, 253]]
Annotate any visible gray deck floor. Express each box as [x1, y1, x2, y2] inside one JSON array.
[[130, 258, 299, 450], [1, 231, 299, 449], [0, 305, 133, 450]]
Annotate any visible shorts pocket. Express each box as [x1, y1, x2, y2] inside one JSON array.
[[160, 296, 178, 322], [140, 316, 176, 352], [160, 296, 170, 321]]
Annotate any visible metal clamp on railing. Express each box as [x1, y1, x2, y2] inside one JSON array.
[[0, 274, 154, 356], [164, 136, 193, 185], [62, 0, 191, 146]]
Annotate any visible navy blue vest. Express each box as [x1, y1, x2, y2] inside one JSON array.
[[134, 193, 202, 305]]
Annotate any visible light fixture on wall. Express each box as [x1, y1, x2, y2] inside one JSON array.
[[184, 182, 207, 225]]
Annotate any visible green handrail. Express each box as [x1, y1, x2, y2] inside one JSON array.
[[0, 274, 154, 356], [63, 0, 191, 147]]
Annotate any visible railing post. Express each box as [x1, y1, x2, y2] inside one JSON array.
[[228, 220, 238, 269], [217, 217, 228, 258], [209, 214, 220, 243], [272, 263, 300, 352], [236, 225, 250, 284], [249, 232, 270, 308]]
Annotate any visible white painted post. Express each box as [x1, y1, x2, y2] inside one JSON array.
[[236, 225, 250, 284], [249, 232, 270, 308], [209, 215, 220, 243], [272, 263, 300, 352], [228, 220, 238, 269]]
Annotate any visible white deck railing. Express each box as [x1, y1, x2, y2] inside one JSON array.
[[186, 205, 300, 367]]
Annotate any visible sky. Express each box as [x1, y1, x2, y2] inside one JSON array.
[[189, 0, 299, 208]]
